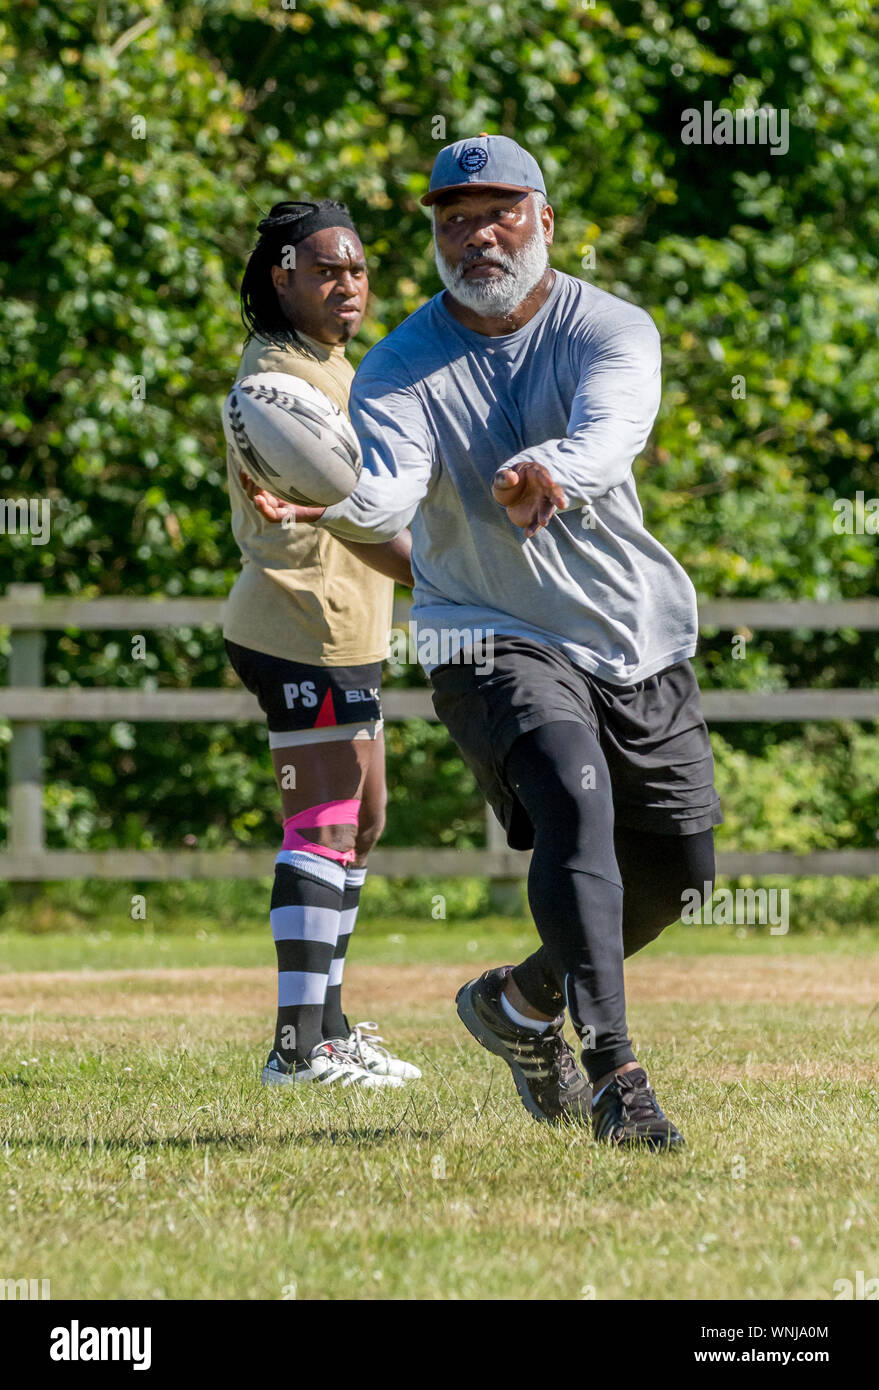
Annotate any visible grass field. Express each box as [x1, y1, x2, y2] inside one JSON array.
[[1, 919, 878, 1301]]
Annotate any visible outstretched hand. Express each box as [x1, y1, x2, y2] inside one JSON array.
[[239, 470, 326, 525], [491, 461, 567, 539]]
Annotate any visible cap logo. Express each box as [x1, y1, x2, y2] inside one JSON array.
[[458, 145, 489, 173]]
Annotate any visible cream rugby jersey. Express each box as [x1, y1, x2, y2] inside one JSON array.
[[223, 332, 394, 666]]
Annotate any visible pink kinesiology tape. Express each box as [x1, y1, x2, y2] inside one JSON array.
[[282, 799, 361, 866]]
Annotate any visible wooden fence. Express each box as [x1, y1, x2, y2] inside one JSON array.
[[2, 582, 878, 883]]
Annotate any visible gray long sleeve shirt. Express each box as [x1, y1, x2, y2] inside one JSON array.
[[321, 270, 698, 684]]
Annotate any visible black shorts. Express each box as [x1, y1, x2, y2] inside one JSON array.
[[225, 639, 383, 748], [429, 636, 723, 850]]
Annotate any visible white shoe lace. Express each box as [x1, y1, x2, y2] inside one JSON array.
[[348, 1021, 394, 1068]]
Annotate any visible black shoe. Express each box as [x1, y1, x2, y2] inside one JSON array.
[[591, 1068, 685, 1151], [455, 965, 592, 1124]]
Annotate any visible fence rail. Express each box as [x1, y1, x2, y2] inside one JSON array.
[[2, 686, 879, 723], [3, 594, 879, 631], [2, 584, 877, 883]]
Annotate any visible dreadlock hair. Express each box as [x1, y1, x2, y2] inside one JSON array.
[[240, 199, 354, 359]]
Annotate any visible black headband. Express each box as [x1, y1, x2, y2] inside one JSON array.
[[257, 202, 358, 247]]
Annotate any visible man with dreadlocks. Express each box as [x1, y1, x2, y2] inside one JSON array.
[[224, 199, 420, 1088]]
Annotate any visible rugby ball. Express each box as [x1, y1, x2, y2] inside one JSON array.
[[222, 372, 362, 506]]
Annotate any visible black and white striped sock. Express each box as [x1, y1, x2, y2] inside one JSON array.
[[270, 850, 346, 1064], [321, 865, 367, 1041]]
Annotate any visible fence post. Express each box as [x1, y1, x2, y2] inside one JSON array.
[[486, 802, 525, 916], [7, 584, 46, 883]]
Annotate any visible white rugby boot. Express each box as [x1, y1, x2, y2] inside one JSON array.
[[261, 1039, 404, 1089]]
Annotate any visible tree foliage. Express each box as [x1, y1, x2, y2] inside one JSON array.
[[1, 0, 877, 853]]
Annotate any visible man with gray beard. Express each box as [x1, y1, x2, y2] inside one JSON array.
[[267, 136, 721, 1149]]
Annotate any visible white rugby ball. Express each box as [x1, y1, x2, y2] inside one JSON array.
[[223, 372, 362, 506]]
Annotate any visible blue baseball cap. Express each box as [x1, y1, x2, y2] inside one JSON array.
[[421, 134, 546, 207]]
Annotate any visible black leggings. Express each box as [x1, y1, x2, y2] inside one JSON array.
[[504, 722, 715, 1083]]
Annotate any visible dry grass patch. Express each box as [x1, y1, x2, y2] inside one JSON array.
[[2, 953, 878, 1020]]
